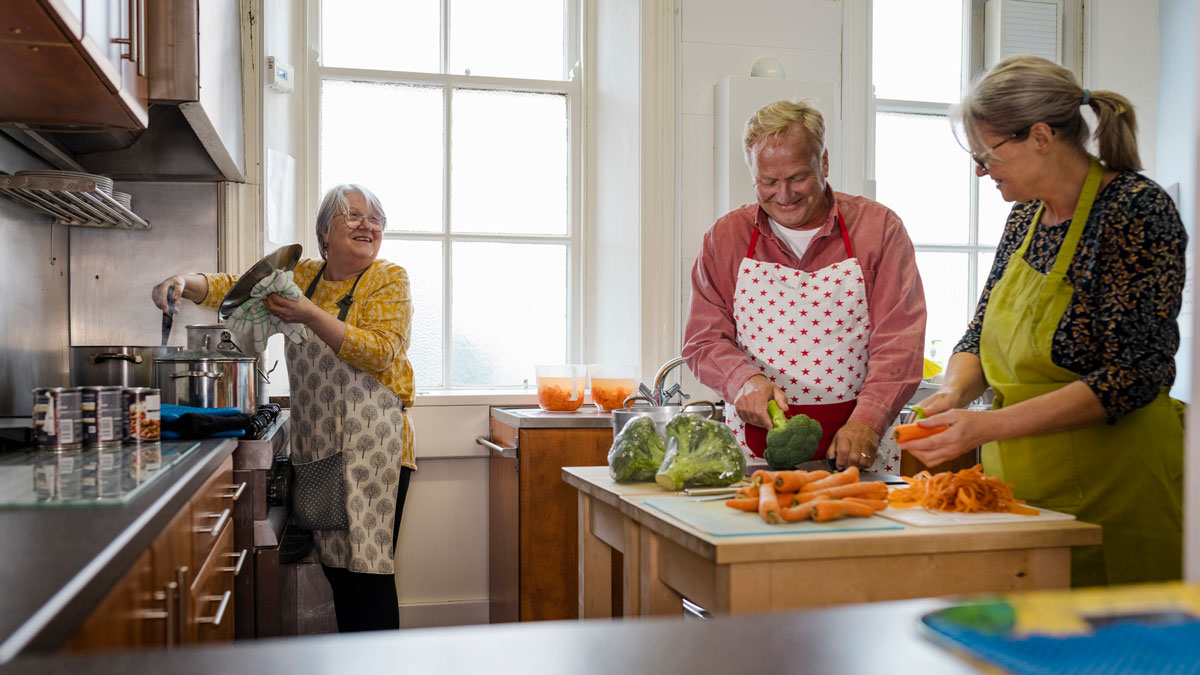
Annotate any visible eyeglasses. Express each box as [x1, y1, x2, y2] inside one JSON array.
[[340, 210, 384, 232], [971, 127, 1029, 174]]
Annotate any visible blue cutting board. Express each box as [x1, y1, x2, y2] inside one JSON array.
[[643, 496, 903, 537]]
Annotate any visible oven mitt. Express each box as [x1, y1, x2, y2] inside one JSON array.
[[225, 268, 311, 352], [161, 404, 250, 439]]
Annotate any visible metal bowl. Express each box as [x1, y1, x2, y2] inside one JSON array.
[[611, 401, 720, 438], [218, 244, 303, 320]]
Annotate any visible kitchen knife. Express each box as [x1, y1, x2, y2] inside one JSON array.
[[161, 285, 175, 346]]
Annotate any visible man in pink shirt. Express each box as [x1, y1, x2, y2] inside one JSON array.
[[683, 100, 925, 472]]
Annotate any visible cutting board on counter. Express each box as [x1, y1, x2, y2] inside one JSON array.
[[875, 504, 1076, 527], [642, 496, 903, 537]]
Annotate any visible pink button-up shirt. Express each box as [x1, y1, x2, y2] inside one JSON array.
[[683, 191, 926, 434]]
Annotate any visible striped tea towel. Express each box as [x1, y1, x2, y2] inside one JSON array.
[[226, 269, 310, 352]]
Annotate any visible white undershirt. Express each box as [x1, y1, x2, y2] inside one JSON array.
[[769, 217, 821, 260]]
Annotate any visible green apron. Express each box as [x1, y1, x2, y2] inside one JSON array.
[[978, 158, 1184, 587]]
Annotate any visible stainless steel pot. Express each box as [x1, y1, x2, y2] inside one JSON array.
[[153, 349, 258, 414], [71, 346, 182, 388], [611, 401, 721, 438]]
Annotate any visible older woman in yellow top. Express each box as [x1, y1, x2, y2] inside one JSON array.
[[151, 184, 415, 632]]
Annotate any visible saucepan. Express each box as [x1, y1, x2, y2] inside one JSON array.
[[611, 400, 721, 438]]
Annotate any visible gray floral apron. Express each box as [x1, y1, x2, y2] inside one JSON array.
[[287, 264, 408, 574]]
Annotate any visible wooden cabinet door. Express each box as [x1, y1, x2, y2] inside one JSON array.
[[62, 548, 155, 652], [487, 420, 520, 624]]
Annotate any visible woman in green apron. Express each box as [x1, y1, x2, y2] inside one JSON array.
[[900, 55, 1185, 587]]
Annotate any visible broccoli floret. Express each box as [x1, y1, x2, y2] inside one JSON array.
[[608, 416, 667, 482], [763, 400, 823, 470], [654, 413, 746, 491]]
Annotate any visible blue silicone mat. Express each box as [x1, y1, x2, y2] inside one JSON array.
[[642, 496, 903, 537], [922, 611, 1200, 675]]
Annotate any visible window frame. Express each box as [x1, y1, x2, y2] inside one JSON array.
[[305, 0, 584, 391]]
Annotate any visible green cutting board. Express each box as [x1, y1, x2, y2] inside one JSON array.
[[643, 496, 903, 537]]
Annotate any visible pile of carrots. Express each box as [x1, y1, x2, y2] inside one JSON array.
[[725, 466, 889, 524], [888, 464, 1038, 515]]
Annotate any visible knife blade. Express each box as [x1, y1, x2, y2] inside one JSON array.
[[161, 285, 175, 346]]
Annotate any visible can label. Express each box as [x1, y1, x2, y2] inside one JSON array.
[[33, 388, 82, 448], [123, 388, 162, 442], [81, 386, 123, 446]]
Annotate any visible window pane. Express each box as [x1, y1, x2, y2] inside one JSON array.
[[451, 242, 567, 386], [321, 80, 444, 234], [379, 239, 444, 389], [872, 0, 962, 103], [320, 0, 439, 73], [451, 89, 567, 235], [875, 112, 971, 244], [977, 175, 1013, 246], [450, 0, 565, 79], [917, 252, 969, 365]]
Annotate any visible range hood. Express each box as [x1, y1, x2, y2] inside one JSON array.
[[0, 0, 244, 182]]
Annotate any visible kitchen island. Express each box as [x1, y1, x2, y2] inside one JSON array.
[[0, 437, 238, 662], [564, 466, 1102, 617]]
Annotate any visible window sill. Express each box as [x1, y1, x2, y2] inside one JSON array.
[[411, 390, 540, 407]]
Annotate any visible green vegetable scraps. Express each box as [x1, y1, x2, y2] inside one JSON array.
[[763, 400, 823, 470], [607, 416, 666, 483], [654, 413, 745, 491]]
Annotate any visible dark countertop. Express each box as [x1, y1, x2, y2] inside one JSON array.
[[0, 438, 237, 663], [0, 598, 975, 674]]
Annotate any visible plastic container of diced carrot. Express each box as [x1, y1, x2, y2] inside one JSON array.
[[587, 364, 638, 412], [535, 364, 587, 412]]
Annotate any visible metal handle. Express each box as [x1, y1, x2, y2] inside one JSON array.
[[197, 591, 232, 626], [219, 549, 248, 576], [91, 352, 142, 365], [682, 400, 719, 420], [621, 395, 657, 409], [135, 0, 145, 76], [475, 435, 517, 459], [170, 370, 224, 380], [204, 508, 231, 537], [222, 482, 247, 501], [174, 566, 189, 642], [140, 581, 178, 648]]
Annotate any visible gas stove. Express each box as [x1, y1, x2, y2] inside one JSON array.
[[245, 403, 283, 440]]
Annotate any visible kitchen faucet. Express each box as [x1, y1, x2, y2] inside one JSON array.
[[650, 356, 687, 406]]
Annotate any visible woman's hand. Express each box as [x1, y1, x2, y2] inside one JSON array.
[[915, 389, 962, 417], [899, 409, 999, 467], [733, 375, 788, 428], [151, 274, 206, 313], [263, 292, 320, 325]]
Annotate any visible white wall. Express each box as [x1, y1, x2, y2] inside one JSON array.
[[674, 0, 851, 401]]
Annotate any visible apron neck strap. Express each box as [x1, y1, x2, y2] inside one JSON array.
[[305, 262, 369, 321], [747, 206, 853, 259], [1017, 157, 1104, 274]]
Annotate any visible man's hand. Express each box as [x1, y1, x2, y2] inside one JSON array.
[[733, 375, 788, 428], [827, 421, 880, 470]]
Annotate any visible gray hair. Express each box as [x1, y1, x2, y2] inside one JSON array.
[[743, 99, 826, 163], [952, 54, 1141, 172], [314, 184, 388, 259]]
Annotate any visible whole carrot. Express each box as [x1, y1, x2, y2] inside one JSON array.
[[751, 470, 776, 486], [775, 470, 830, 492], [811, 500, 844, 522], [758, 481, 782, 524], [725, 497, 759, 512], [843, 497, 889, 512], [805, 481, 889, 500], [775, 492, 799, 508], [837, 500, 876, 518], [800, 466, 860, 493], [892, 423, 948, 443], [779, 496, 829, 522], [735, 484, 760, 499]]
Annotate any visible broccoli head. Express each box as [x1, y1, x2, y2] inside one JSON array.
[[763, 400, 822, 470], [608, 416, 667, 483], [654, 413, 746, 491]]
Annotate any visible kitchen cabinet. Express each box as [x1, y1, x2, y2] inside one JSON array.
[[0, 0, 149, 129], [487, 408, 618, 622], [63, 454, 242, 651]]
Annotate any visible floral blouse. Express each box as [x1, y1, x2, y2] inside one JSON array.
[[202, 258, 416, 469], [954, 172, 1187, 422]]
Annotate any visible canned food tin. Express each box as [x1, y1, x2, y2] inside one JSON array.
[[80, 386, 123, 446], [123, 387, 162, 443], [33, 387, 83, 448]]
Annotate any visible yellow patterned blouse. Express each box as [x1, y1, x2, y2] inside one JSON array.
[[201, 258, 416, 470]]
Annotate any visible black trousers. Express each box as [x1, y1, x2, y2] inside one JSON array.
[[321, 465, 413, 632]]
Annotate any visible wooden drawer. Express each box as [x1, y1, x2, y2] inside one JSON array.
[[188, 517, 236, 643], [190, 456, 235, 573]]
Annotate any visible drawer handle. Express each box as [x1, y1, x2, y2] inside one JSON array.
[[219, 549, 248, 576], [475, 435, 518, 459], [204, 508, 232, 538], [140, 581, 178, 648], [198, 591, 232, 626], [222, 482, 247, 501]]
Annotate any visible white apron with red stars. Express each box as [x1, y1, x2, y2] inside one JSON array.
[[725, 212, 902, 474]]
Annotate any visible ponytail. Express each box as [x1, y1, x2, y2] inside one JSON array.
[[1087, 90, 1141, 172]]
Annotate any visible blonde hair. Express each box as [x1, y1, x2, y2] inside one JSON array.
[[952, 54, 1141, 172], [743, 100, 825, 162]]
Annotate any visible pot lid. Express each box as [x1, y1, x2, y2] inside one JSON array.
[[153, 347, 257, 362]]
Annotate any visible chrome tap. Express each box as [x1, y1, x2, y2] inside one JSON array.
[[650, 356, 687, 406]]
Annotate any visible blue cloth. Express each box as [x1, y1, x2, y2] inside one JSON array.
[[160, 404, 248, 439], [160, 404, 244, 421], [162, 429, 245, 439]]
